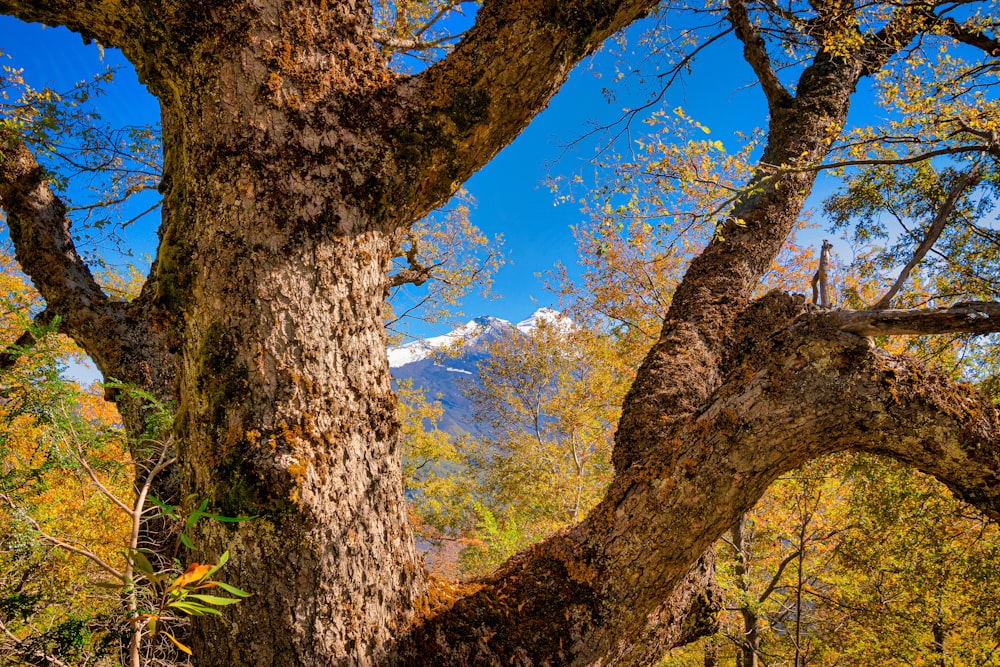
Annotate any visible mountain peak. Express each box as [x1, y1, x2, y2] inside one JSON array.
[[387, 309, 565, 369], [388, 315, 510, 368], [516, 307, 567, 334]]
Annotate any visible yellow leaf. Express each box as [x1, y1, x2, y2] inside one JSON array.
[[163, 631, 193, 655]]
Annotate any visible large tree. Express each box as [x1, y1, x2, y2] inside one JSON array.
[[0, 0, 999, 665]]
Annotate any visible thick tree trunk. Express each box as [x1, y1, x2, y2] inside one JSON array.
[[149, 30, 428, 657], [176, 218, 422, 663]]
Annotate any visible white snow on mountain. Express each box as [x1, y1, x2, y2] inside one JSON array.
[[514, 307, 566, 334], [387, 318, 485, 367], [387, 309, 563, 368]]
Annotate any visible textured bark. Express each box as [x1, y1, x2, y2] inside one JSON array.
[[1, 0, 999, 665]]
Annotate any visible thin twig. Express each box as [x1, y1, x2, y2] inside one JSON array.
[[0, 493, 126, 581]]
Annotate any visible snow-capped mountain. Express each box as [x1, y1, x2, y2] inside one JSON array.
[[388, 308, 565, 434], [514, 307, 566, 334], [387, 307, 564, 369]]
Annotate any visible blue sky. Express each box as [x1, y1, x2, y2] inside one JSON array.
[[2, 12, 829, 344]]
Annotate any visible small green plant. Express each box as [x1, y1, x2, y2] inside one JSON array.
[[125, 548, 250, 656]]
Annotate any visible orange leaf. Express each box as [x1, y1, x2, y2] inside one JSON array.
[[167, 563, 213, 592]]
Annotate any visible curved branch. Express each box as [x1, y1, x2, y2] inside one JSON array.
[[729, 0, 793, 111], [0, 127, 171, 401], [384, 0, 659, 222], [752, 318, 1000, 524], [397, 292, 1000, 664], [0, 127, 178, 537], [0, 128, 122, 366]]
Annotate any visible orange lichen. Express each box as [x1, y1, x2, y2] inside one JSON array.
[[266, 72, 284, 102], [414, 576, 484, 622], [562, 556, 599, 585]]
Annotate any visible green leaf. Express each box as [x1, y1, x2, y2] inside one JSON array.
[[211, 581, 252, 598], [206, 549, 229, 578], [128, 549, 158, 584], [184, 498, 210, 532], [148, 495, 179, 519], [168, 600, 222, 616], [187, 593, 242, 606]]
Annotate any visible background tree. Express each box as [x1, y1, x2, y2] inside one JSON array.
[[826, 456, 1000, 665], [387, 189, 506, 343], [458, 319, 626, 573], [396, 377, 470, 550]]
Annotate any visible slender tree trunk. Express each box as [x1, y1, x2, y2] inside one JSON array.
[[731, 515, 760, 667], [793, 539, 805, 667], [932, 597, 947, 667], [703, 634, 719, 667]]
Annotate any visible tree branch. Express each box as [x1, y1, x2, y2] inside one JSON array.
[[386, 0, 660, 222], [829, 301, 1000, 336], [873, 165, 982, 309], [0, 308, 54, 370], [918, 9, 1000, 56], [858, 8, 929, 77], [0, 0, 137, 52], [758, 548, 803, 605], [0, 127, 127, 374], [373, 0, 469, 54], [373, 32, 461, 54], [794, 145, 994, 174], [398, 293, 1000, 662], [389, 238, 439, 287], [728, 0, 794, 111], [0, 493, 127, 582]]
